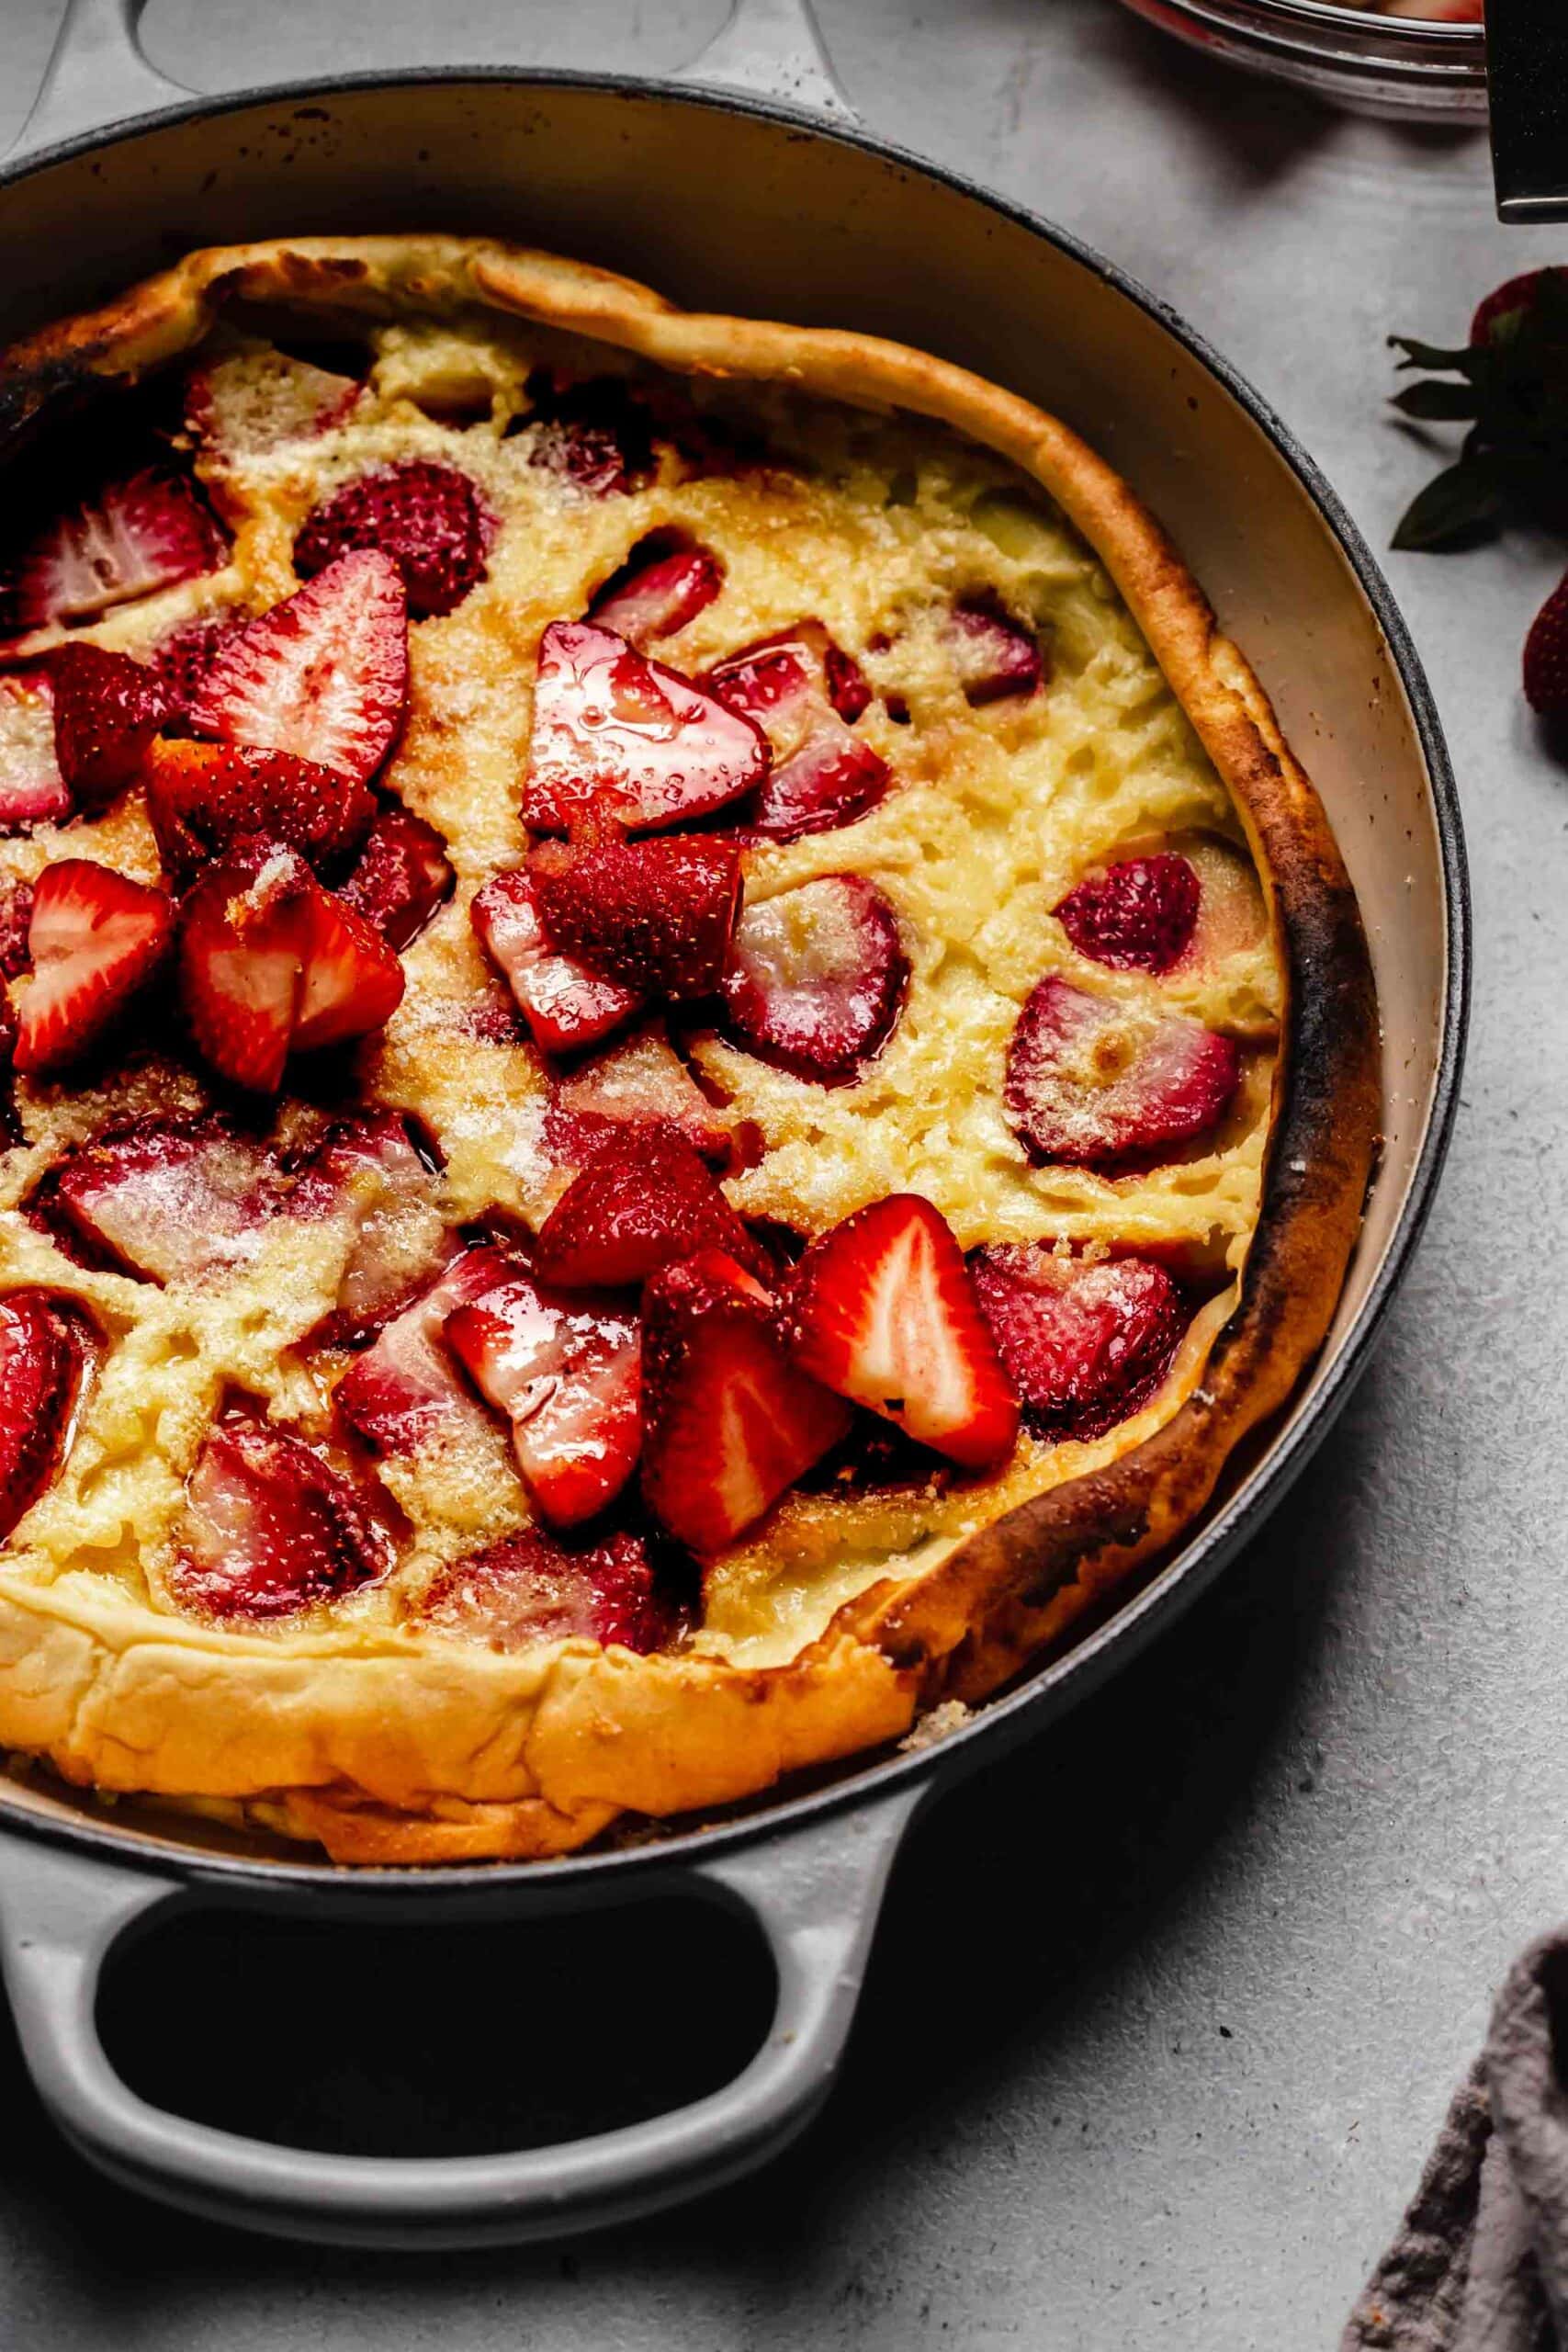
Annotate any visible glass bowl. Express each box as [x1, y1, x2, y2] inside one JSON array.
[[1112, 0, 1486, 120]]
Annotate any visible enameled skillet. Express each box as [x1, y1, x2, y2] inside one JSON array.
[[0, 0, 1467, 2249]]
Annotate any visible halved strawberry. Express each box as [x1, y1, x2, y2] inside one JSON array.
[[946, 598, 1045, 706], [143, 738, 376, 883], [422, 1525, 683, 1654], [185, 347, 361, 461], [185, 549, 408, 787], [151, 613, 246, 713], [0, 880, 33, 979], [444, 1270, 642, 1529], [294, 461, 492, 620], [588, 532, 724, 646], [0, 670, 71, 834], [0, 1291, 87, 1543], [14, 859, 173, 1077], [781, 1195, 1020, 1470], [971, 1246, 1187, 1442], [706, 621, 888, 843], [172, 1408, 393, 1620], [641, 1250, 852, 1553], [1056, 853, 1201, 976], [524, 372, 656, 497], [718, 874, 908, 1083], [522, 620, 768, 837], [292, 1111, 448, 1340], [526, 835, 741, 1001], [337, 807, 454, 950], [51, 644, 172, 807], [546, 1020, 733, 1167], [1004, 976, 1241, 1168], [535, 1126, 766, 1290], [48, 1114, 285, 1284], [470, 867, 643, 1057], [334, 1243, 515, 1457], [5, 469, 227, 632], [177, 842, 403, 1093]]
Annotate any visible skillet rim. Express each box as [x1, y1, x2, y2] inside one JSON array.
[[0, 65, 1469, 1894]]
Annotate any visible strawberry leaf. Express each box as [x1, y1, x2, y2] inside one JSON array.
[[1392, 460, 1506, 553], [1390, 335, 1480, 377], [1393, 380, 1483, 423]]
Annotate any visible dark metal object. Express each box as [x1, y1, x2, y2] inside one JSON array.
[[0, 0, 1469, 2249], [1488, 0, 1568, 221]]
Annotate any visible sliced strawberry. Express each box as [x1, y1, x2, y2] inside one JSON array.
[[292, 1111, 448, 1340], [14, 859, 173, 1076], [51, 644, 172, 807], [522, 620, 768, 837], [6, 469, 226, 631], [946, 597, 1045, 706], [781, 1196, 1019, 1470], [177, 842, 403, 1093], [294, 460, 492, 620], [185, 347, 361, 460], [1179, 833, 1268, 969], [546, 1020, 733, 1167], [706, 619, 873, 729], [1060, 834, 1266, 980], [1056, 853, 1201, 976], [143, 737, 376, 884], [178, 842, 311, 1092], [172, 1409, 393, 1620], [587, 532, 724, 646], [0, 1292, 87, 1544], [337, 807, 454, 950], [0, 880, 30, 980], [718, 874, 907, 1083], [0, 670, 71, 834], [524, 372, 656, 496], [470, 867, 642, 1057], [335, 1243, 515, 1457], [1004, 976, 1241, 1168], [641, 1250, 852, 1552], [185, 549, 408, 787], [750, 732, 889, 846], [535, 1126, 766, 1290], [970, 1244, 1187, 1442], [526, 835, 741, 1001], [444, 1270, 642, 1529], [706, 620, 887, 844], [290, 879, 407, 1055], [422, 1525, 683, 1654], [49, 1113, 285, 1284], [151, 614, 246, 713]]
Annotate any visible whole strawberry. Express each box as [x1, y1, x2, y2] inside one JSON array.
[[1524, 569, 1568, 716], [1390, 266, 1568, 549], [293, 460, 492, 618]]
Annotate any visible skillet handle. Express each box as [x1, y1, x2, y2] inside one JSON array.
[[0, 1783, 919, 2247], [8, 0, 856, 167], [677, 0, 857, 121], [10, 0, 193, 162]]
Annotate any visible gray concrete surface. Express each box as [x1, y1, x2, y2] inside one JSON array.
[[1, 2, 1564, 2345]]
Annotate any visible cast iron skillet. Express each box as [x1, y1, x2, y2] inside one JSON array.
[[0, 0, 1468, 2250]]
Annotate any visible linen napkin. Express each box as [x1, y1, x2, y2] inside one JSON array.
[[1343, 1933, 1568, 2349]]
